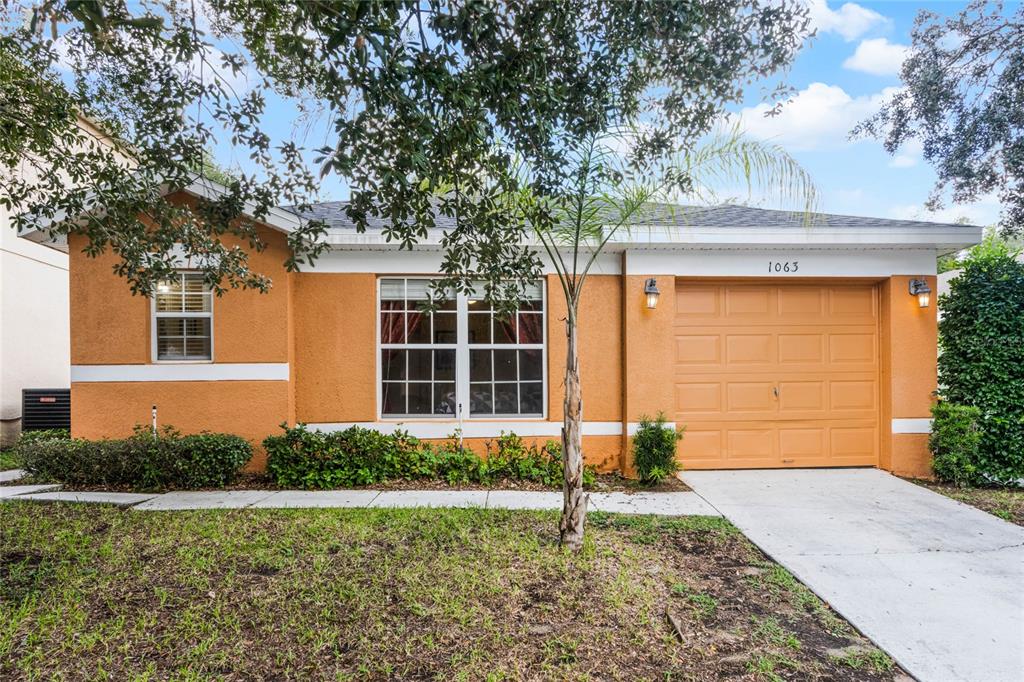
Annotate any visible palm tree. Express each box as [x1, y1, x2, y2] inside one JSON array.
[[527, 127, 819, 550]]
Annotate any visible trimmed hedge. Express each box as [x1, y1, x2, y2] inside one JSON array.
[[264, 424, 594, 489], [632, 413, 684, 484], [17, 426, 252, 490], [930, 401, 982, 486], [938, 235, 1024, 484]]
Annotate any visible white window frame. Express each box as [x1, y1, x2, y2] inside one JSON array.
[[376, 277, 547, 421], [150, 271, 214, 364]]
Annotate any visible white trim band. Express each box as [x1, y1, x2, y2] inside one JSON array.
[[892, 418, 932, 434], [308, 421, 627, 439], [71, 363, 290, 383], [627, 421, 677, 436]]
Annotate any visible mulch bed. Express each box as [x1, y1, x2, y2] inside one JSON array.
[[33, 471, 691, 494]]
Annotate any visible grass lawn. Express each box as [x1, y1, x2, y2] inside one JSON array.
[[1, 504, 899, 681], [917, 482, 1024, 526], [0, 449, 19, 471]]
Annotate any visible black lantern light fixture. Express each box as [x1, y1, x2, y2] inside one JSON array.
[[909, 278, 932, 308], [644, 278, 660, 309]]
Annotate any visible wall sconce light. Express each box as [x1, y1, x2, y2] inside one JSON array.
[[909, 278, 931, 308], [644, 278, 660, 309]]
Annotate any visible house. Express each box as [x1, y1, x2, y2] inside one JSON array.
[[0, 206, 70, 445], [23, 180, 984, 477]]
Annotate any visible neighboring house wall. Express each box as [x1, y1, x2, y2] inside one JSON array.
[[0, 209, 70, 445], [2, 115, 129, 446]]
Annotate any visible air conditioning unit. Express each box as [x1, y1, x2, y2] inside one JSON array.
[[21, 389, 71, 431]]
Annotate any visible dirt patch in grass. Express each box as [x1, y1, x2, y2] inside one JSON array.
[[912, 480, 1024, 526], [0, 504, 898, 681]]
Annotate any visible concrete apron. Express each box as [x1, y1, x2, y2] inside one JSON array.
[[682, 468, 1024, 682]]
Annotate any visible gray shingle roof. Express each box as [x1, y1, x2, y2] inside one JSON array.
[[285, 200, 978, 231]]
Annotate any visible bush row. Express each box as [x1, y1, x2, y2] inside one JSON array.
[[263, 425, 596, 489], [17, 426, 251, 490], [15, 420, 684, 491]]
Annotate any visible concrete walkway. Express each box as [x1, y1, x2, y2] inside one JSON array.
[[1, 485, 720, 516], [683, 468, 1024, 682]]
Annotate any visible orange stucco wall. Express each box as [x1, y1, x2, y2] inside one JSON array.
[[880, 275, 938, 478], [621, 272, 677, 474], [69, 192, 293, 366], [71, 380, 290, 469], [292, 273, 378, 423], [69, 232, 150, 365], [546, 274, 623, 422]]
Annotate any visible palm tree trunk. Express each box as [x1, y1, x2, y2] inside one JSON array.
[[559, 308, 587, 550]]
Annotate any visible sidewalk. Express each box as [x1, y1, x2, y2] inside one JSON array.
[[0, 477, 720, 516]]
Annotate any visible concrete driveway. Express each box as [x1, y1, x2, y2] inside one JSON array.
[[682, 468, 1024, 682]]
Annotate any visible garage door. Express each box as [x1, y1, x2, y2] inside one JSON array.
[[674, 281, 879, 469]]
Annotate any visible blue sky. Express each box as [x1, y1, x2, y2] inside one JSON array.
[[730, 1, 1003, 225], [198, 1, 1004, 226]]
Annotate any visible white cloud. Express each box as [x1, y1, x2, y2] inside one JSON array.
[[806, 0, 890, 41], [843, 38, 909, 76], [888, 155, 917, 168], [888, 192, 1003, 226], [739, 82, 898, 151]]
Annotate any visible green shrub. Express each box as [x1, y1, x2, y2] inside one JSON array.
[[939, 235, 1024, 484], [930, 401, 983, 486], [485, 432, 596, 487], [264, 424, 595, 489], [17, 425, 251, 490], [16, 428, 70, 445], [632, 413, 683, 484]]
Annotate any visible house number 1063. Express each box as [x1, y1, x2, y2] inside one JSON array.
[[768, 260, 799, 273]]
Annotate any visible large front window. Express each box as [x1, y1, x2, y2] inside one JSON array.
[[379, 278, 545, 418]]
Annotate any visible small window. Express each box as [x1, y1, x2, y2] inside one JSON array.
[[153, 273, 212, 361]]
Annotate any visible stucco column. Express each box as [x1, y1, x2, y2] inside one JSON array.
[[620, 263, 676, 475], [879, 274, 938, 478]]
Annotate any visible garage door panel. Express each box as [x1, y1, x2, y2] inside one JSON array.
[[674, 281, 879, 469], [828, 287, 877, 320], [830, 426, 879, 463], [727, 428, 776, 460], [777, 287, 825, 318], [725, 334, 774, 365], [829, 380, 877, 412], [778, 381, 826, 415], [828, 333, 877, 366], [778, 427, 827, 461], [676, 382, 722, 414], [676, 334, 722, 365], [726, 382, 776, 415], [778, 333, 826, 366], [675, 286, 720, 317], [725, 287, 772, 316]]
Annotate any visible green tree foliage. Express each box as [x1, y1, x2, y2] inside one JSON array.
[[855, 1, 1024, 236], [3, 0, 810, 298], [938, 235, 1024, 484]]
